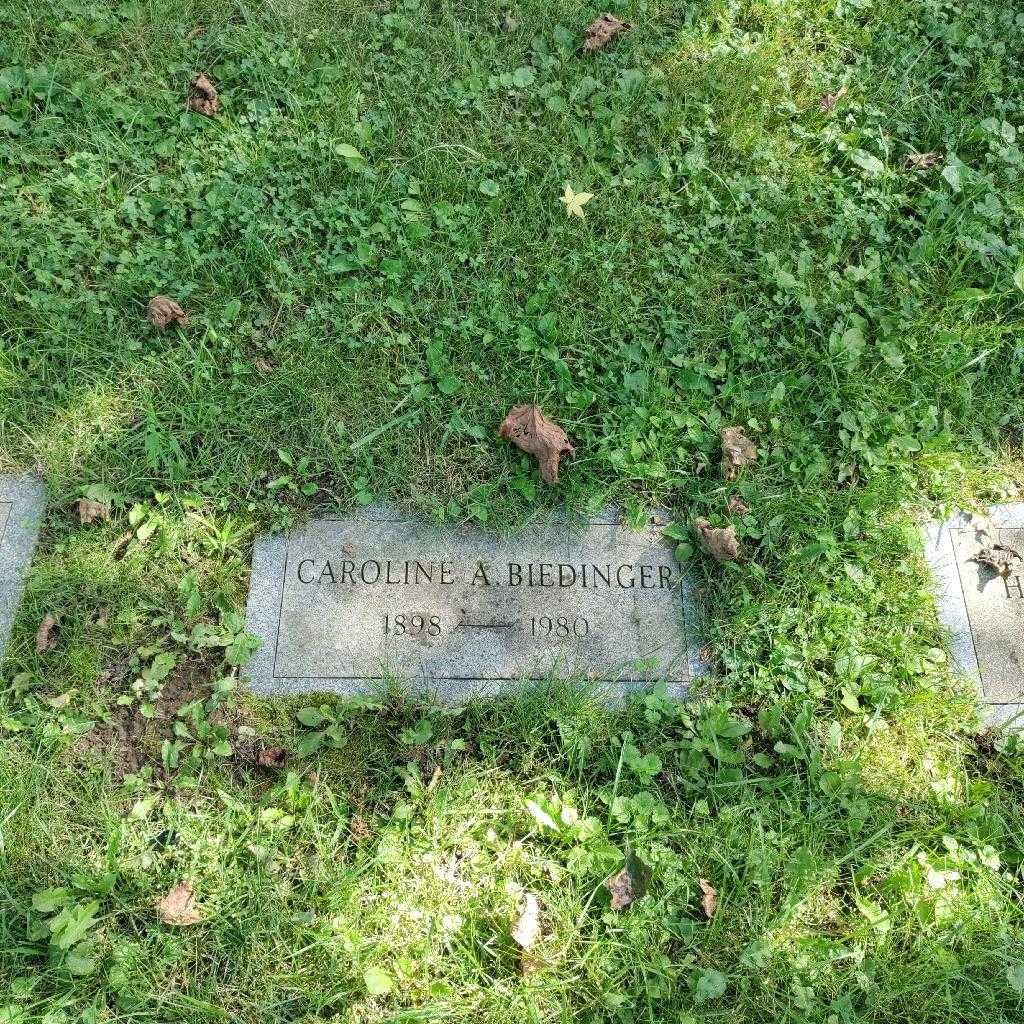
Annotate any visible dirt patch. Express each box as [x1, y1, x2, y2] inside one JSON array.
[[75, 657, 287, 782]]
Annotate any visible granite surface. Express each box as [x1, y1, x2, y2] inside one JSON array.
[[0, 475, 46, 665], [923, 503, 1024, 727], [245, 508, 704, 699]]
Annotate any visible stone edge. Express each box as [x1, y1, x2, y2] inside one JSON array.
[[0, 475, 47, 666], [921, 503, 1024, 729], [243, 507, 707, 701]]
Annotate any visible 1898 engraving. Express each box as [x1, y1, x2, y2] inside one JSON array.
[[244, 509, 702, 699]]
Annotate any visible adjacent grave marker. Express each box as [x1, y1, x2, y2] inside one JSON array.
[[245, 508, 703, 699], [923, 504, 1024, 727], [0, 474, 46, 662]]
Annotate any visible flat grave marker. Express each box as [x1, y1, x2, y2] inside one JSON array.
[[245, 507, 703, 699], [923, 504, 1024, 727], [0, 474, 46, 663]]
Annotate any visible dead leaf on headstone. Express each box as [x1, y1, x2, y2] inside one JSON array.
[[36, 613, 59, 653], [727, 493, 750, 516], [695, 518, 740, 562], [605, 849, 651, 911], [75, 498, 109, 524], [819, 85, 847, 111], [698, 878, 717, 918], [720, 426, 757, 480], [147, 296, 189, 329], [512, 892, 541, 949], [903, 151, 941, 171], [187, 73, 220, 116], [499, 404, 575, 484], [156, 881, 202, 926], [971, 544, 1022, 578], [583, 13, 630, 53]]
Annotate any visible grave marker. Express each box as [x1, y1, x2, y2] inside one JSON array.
[[923, 504, 1024, 726], [0, 475, 46, 663], [245, 508, 703, 699]]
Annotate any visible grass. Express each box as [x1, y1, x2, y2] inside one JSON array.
[[1, 0, 1024, 1020]]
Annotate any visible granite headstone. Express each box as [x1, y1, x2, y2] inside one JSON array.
[[0, 474, 46, 663], [244, 507, 703, 699], [923, 504, 1024, 727]]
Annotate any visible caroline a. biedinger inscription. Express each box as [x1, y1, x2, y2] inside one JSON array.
[[244, 510, 701, 699]]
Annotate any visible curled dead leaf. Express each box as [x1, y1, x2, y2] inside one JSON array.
[[726, 493, 750, 516], [971, 545, 1022, 578], [904, 151, 941, 171], [698, 878, 717, 918], [819, 85, 848, 111], [185, 25, 206, 41], [605, 849, 651, 911], [720, 426, 757, 480], [583, 13, 630, 53], [156, 881, 202, 926], [512, 892, 541, 949], [36, 613, 59, 653], [187, 73, 220, 116], [75, 498, 109, 524], [256, 745, 288, 769], [147, 296, 189, 329], [695, 518, 740, 562], [499, 404, 575, 484]]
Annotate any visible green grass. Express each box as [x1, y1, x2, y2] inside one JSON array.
[[1, 0, 1024, 1020]]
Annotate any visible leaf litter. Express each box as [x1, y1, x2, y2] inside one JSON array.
[[156, 881, 202, 926], [147, 296, 189, 329], [720, 426, 757, 480], [36, 613, 59, 653], [971, 544, 1022, 577], [695, 519, 740, 562], [75, 498, 109, 524], [187, 73, 220, 116], [904, 151, 941, 171], [699, 878, 718, 918], [605, 849, 651, 911], [583, 13, 630, 53], [500, 404, 575, 484], [512, 893, 541, 949], [819, 85, 848, 111]]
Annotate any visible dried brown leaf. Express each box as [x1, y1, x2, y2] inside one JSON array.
[[698, 878, 717, 918], [186, 25, 206, 41], [583, 13, 630, 53], [350, 815, 372, 841], [36, 613, 59, 653], [500, 404, 575, 484], [971, 545, 1022, 578], [903, 151, 941, 171], [256, 745, 288, 769], [726, 493, 750, 516], [156, 881, 202, 926], [720, 426, 757, 480], [695, 518, 740, 562], [187, 73, 220, 116], [512, 893, 541, 949], [819, 85, 847, 111], [605, 850, 651, 911], [147, 296, 189, 329], [75, 498, 109, 524]]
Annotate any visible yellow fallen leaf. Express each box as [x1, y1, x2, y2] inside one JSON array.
[[560, 184, 593, 220]]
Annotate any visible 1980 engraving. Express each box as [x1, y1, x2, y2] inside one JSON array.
[[244, 510, 702, 698]]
